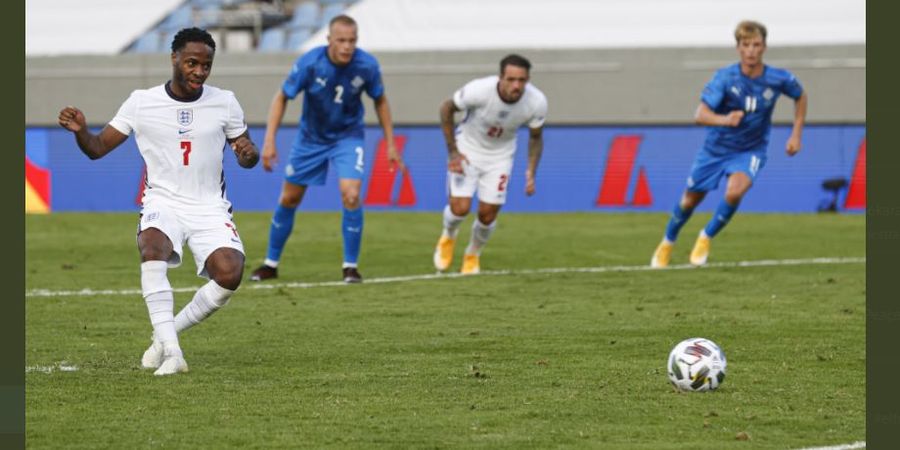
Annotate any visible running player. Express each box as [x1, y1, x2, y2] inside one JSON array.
[[433, 54, 547, 274], [651, 20, 808, 268]]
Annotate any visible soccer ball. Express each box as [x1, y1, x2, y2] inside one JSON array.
[[667, 337, 727, 392]]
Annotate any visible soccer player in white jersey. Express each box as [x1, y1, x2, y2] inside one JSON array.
[[57, 28, 260, 376], [433, 54, 548, 274]]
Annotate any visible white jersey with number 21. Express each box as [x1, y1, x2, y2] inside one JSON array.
[[453, 75, 547, 162], [108, 84, 248, 211]]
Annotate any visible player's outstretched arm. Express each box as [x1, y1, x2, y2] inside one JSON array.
[[58, 106, 127, 160], [694, 103, 744, 127], [261, 90, 289, 172], [786, 92, 808, 156], [374, 95, 404, 172], [228, 131, 260, 168], [439, 98, 466, 174], [525, 126, 544, 196]]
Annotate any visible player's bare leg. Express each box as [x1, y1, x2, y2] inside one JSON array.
[[462, 202, 500, 275], [692, 174, 751, 265], [434, 197, 470, 271], [251, 182, 307, 281]]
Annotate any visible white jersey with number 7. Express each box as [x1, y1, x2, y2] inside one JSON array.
[[108, 84, 248, 210]]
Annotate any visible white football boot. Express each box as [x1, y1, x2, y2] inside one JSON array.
[[141, 336, 164, 369], [154, 355, 189, 376]]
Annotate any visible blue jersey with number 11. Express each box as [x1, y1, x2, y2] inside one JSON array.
[[701, 63, 803, 154], [282, 46, 384, 145]]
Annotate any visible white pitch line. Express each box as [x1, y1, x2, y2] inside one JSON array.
[[793, 441, 865, 450], [25, 256, 865, 299]]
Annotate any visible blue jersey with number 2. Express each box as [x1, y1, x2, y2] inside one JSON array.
[[701, 63, 803, 154], [282, 46, 384, 145]]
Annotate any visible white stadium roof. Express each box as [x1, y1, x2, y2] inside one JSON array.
[[302, 0, 866, 52], [26, 0, 183, 56], [26, 0, 865, 56]]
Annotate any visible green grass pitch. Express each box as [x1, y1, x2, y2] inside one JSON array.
[[26, 211, 864, 449]]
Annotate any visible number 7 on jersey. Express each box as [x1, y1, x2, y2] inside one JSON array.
[[181, 141, 191, 166]]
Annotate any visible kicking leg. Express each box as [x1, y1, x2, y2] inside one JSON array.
[[174, 248, 243, 333], [138, 228, 187, 375]]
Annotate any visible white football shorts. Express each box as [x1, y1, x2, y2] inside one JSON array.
[[138, 198, 244, 278], [447, 155, 514, 205]]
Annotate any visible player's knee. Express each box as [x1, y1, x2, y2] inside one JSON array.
[[342, 192, 360, 209], [450, 204, 470, 216], [214, 271, 242, 291], [478, 211, 498, 225], [139, 243, 171, 262], [279, 192, 302, 208], [724, 191, 745, 205]]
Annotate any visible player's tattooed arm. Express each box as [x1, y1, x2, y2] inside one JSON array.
[[58, 106, 128, 160], [525, 126, 544, 196], [439, 98, 466, 174], [229, 131, 260, 169]]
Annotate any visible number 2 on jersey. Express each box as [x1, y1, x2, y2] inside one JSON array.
[[487, 126, 504, 138], [334, 85, 344, 104], [497, 174, 509, 192], [181, 141, 191, 166]]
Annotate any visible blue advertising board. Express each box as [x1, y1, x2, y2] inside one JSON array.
[[27, 125, 866, 213]]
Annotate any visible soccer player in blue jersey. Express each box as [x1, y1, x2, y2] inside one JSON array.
[[651, 20, 808, 268], [250, 15, 403, 283]]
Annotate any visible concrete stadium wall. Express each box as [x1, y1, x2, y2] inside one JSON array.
[[26, 45, 864, 126]]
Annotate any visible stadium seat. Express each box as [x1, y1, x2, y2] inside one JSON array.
[[319, 3, 347, 28], [190, 0, 225, 7], [131, 32, 162, 53], [289, 2, 319, 29], [195, 6, 221, 28], [258, 27, 287, 52], [225, 30, 255, 52], [285, 28, 312, 51], [159, 4, 194, 32], [162, 31, 179, 52]]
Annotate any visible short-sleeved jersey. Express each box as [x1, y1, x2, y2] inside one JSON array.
[[453, 76, 547, 161], [701, 63, 803, 154], [108, 82, 247, 211], [282, 46, 384, 145]]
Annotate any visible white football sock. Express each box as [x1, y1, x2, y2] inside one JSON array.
[[465, 219, 496, 256], [174, 280, 234, 333], [442, 205, 466, 239], [141, 261, 181, 357]]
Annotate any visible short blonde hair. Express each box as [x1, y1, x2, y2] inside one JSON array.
[[734, 20, 767, 44]]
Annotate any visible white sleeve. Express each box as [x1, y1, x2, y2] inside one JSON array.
[[225, 92, 248, 139], [528, 92, 548, 129], [452, 78, 487, 111], [107, 91, 138, 135]]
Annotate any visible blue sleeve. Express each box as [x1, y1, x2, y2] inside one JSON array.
[[700, 71, 726, 109], [281, 56, 308, 100], [780, 70, 804, 100], [365, 60, 385, 99]]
